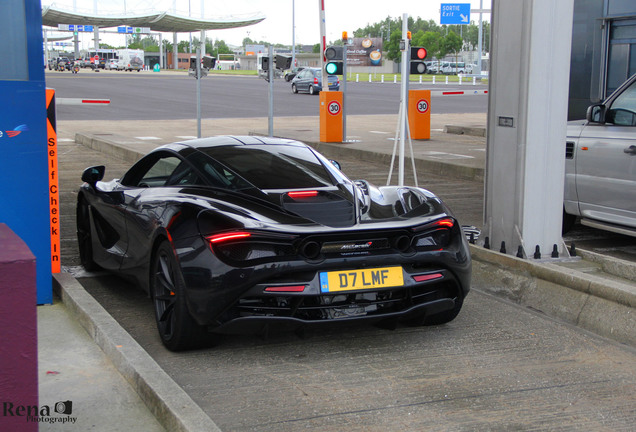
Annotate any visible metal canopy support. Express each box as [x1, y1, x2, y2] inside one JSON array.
[[483, 0, 574, 259], [173, 32, 178, 70]]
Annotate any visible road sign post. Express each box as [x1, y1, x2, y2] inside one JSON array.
[[319, 91, 343, 142], [408, 90, 431, 140]]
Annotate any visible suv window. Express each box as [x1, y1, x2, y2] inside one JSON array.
[[607, 80, 636, 126]]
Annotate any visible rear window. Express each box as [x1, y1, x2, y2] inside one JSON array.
[[199, 144, 335, 190]]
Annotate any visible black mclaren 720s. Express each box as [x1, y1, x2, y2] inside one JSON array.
[[77, 136, 471, 350]]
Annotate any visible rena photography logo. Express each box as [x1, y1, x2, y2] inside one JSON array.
[[0, 124, 29, 139], [2, 400, 77, 425]]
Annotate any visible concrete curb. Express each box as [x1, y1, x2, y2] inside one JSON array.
[[309, 140, 485, 182], [469, 245, 636, 347], [53, 272, 222, 432], [444, 124, 487, 137], [573, 248, 636, 283]]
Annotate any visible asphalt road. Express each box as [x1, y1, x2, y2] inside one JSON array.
[[59, 140, 636, 431], [45, 69, 488, 121]]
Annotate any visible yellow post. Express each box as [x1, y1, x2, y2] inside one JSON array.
[[320, 91, 343, 142], [408, 89, 431, 140]]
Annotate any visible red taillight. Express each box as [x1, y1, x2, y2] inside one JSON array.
[[288, 190, 319, 198], [207, 232, 251, 244], [412, 273, 443, 283], [433, 218, 455, 228], [314, 77, 319, 84], [264, 285, 306, 293]]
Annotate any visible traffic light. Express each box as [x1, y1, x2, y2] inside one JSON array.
[[410, 47, 428, 74], [189, 56, 197, 70], [325, 46, 343, 75], [275, 54, 292, 70], [261, 56, 269, 71], [202, 55, 216, 70]]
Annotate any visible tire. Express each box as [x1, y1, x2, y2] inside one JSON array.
[[562, 209, 576, 235], [76, 196, 100, 271], [150, 240, 214, 351], [309, 85, 315, 95], [292, 83, 298, 94]]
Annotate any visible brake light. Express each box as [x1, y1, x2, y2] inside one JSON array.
[[264, 285, 306, 293], [314, 77, 319, 85], [412, 273, 443, 283], [433, 218, 455, 228], [288, 190, 319, 198], [207, 232, 251, 244]]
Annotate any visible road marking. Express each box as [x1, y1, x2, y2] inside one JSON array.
[[370, 130, 390, 134], [176, 136, 198, 139], [136, 136, 161, 140], [58, 138, 74, 142], [422, 151, 474, 159]]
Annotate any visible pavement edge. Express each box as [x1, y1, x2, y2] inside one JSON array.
[[53, 272, 222, 432], [469, 244, 636, 347]]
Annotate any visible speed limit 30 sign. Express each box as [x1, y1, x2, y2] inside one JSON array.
[[416, 99, 429, 114], [328, 100, 341, 116]]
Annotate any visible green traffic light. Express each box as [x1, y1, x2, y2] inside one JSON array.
[[326, 62, 337, 74]]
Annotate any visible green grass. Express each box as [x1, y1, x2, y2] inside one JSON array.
[[163, 68, 487, 84]]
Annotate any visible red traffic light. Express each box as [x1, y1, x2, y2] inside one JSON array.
[[411, 47, 428, 60]]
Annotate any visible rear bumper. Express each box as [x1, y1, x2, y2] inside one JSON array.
[[212, 298, 456, 334]]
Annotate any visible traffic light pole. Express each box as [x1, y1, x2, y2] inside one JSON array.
[[196, 48, 202, 138], [268, 45, 274, 137], [398, 14, 409, 186], [342, 44, 347, 141]]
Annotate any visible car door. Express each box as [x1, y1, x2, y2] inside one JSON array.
[[118, 152, 206, 270], [575, 76, 636, 227], [299, 69, 312, 92]]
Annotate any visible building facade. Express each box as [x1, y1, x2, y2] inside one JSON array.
[[569, 0, 636, 119]]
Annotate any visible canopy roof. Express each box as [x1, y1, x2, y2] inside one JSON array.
[[41, 5, 265, 33]]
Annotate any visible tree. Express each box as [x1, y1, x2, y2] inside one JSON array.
[[385, 30, 402, 62], [419, 31, 443, 63], [443, 31, 463, 72]]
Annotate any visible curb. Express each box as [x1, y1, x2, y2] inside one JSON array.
[[310, 140, 485, 182], [469, 245, 636, 347], [53, 272, 222, 432]]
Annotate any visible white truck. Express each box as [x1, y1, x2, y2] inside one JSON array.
[[116, 49, 144, 72]]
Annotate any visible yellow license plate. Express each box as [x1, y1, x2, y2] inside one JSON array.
[[320, 266, 404, 293]]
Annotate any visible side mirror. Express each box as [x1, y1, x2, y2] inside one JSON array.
[[329, 160, 341, 170], [586, 103, 606, 124], [81, 166, 105, 186]]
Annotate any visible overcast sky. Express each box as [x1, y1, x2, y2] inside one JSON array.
[[42, 0, 491, 47]]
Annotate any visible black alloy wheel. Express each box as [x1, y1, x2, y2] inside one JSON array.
[[151, 240, 213, 351]]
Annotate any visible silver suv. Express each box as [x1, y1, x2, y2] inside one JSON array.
[[564, 73, 636, 236]]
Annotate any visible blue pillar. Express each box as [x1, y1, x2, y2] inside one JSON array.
[[0, 0, 51, 303]]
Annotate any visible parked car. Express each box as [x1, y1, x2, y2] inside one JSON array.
[[105, 59, 119, 70], [76, 136, 471, 350], [284, 66, 305, 81], [441, 62, 466, 74], [563, 73, 636, 237], [291, 68, 339, 95]]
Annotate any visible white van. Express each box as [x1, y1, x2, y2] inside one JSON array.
[[116, 49, 144, 72], [441, 62, 466, 74]]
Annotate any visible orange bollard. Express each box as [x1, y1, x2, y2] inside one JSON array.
[[320, 91, 343, 142], [408, 89, 431, 140]]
